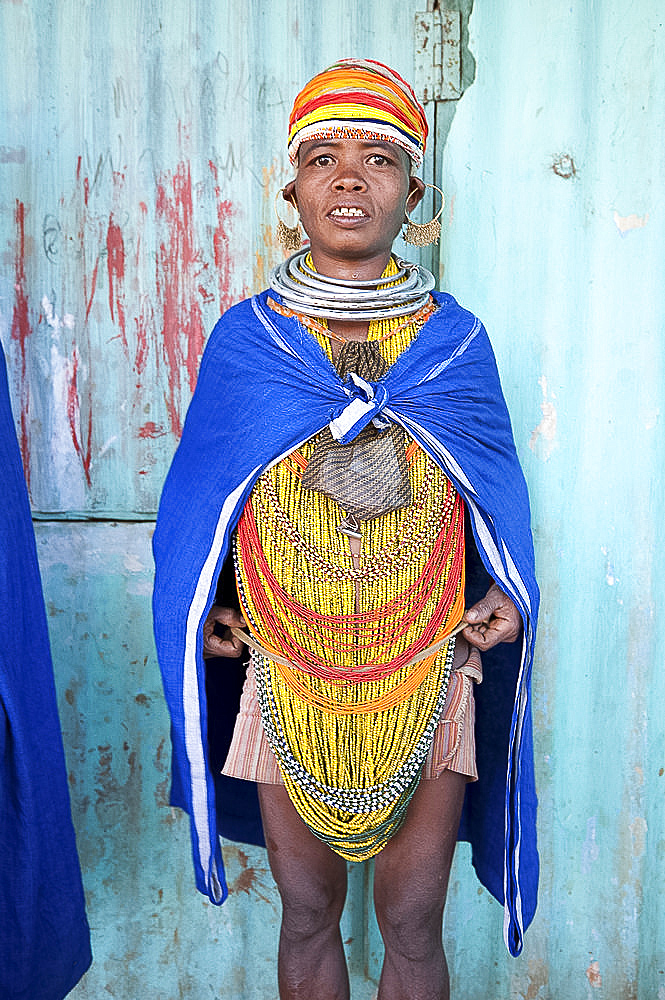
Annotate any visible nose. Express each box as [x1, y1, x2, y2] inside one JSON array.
[[332, 161, 367, 191]]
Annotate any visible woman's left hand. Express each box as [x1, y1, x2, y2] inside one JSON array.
[[462, 584, 522, 651]]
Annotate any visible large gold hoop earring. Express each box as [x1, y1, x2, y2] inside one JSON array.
[[274, 189, 303, 253], [403, 184, 445, 247]]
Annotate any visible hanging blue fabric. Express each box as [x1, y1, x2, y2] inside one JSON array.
[[0, 344, 92, 999]]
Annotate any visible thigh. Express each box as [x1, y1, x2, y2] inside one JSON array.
[[258, 783, 348, 911], [373, 770, 467, 919]]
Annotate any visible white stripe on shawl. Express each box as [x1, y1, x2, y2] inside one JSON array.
[[412, 317, 481, 384], [252, 297, 303, 360], [386, 411, 479, 497], [183, 432, 326, 896], [183, 468, 259, 900]]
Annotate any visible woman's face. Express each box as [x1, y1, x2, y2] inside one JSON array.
[[285, 138, 424, 280]]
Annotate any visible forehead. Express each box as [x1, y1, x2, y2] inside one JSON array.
[[297, 138, 412, 172]]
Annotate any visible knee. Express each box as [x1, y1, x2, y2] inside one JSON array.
[[279, 872, 347, 943], [374, 881, 445, 960]]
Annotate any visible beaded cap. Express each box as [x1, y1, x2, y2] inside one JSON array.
[[287, 58, 428, 169]]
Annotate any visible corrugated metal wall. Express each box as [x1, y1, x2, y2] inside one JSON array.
[[1, 1, 663, 998], [439, 4, 665, 997]]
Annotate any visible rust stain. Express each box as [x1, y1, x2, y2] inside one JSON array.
[[154, 738, 172, 815], [255, 161, 289, 291], [586, 960, 602, 988], [155, 737, 168, 771], [524, 957, 548, 999], [226, 846, 274, 906], [94, 742, 143, 831], [551, 152, 577, 178]]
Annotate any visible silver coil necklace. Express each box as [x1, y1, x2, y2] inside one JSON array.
[[269, 250, 435, 322]]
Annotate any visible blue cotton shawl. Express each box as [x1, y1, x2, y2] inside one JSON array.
[[153, 290, 539, 955], [0, 345, 92, 999]]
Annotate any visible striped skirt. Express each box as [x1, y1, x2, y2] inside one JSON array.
[[222, 644, 482, 784]]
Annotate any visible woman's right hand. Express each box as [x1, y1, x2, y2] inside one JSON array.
[[202, 605, 247, 659]]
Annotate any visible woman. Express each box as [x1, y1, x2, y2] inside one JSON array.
[[153, 59, 539, 1000]]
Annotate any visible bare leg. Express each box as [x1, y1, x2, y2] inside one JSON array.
[[373, 770, 467, 1000], [258, 784, 350, 1000]]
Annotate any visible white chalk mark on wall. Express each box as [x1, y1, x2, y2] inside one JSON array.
[[613, 211, 648, 235], [529, 375, 558, 461]]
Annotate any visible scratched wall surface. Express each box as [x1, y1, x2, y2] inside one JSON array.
[[1, 1, 664, 999], [0, 0, 440, 515]]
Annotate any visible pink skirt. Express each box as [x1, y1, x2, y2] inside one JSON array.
[[222, 646, 482, 784]]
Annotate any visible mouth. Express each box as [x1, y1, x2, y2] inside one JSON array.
[[329, 206, 368, 220]]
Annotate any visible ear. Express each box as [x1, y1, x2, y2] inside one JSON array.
[[282, 179, 297, 209], [405, 176, 426, 217]]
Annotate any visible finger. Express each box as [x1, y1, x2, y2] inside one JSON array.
[[203, 630, 246, 659], [463, 617, 519, 649], [462, 624, 500, 651], [205, 605, 246, 628], [464, 592, 501, 624]]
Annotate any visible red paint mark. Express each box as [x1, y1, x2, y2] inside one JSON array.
[[106, 215, 127, 350], [209, 160, 237, 314], [138, 421, 167, 439], [84, 254, 100, 322], [132, 203, 153, 376], [10, 200, 31, 482], [66, 345, 93, 487], [133, 295, 153, 375], [155, 159, 207, 436]]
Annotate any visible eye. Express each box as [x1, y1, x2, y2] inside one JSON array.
[[312, 153, 334, 167], [368, 154, 389, 166]]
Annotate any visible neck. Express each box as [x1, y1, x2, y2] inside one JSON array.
[[308, 248, 393, 282]]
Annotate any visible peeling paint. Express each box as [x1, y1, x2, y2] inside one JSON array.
[[613, 210, 648, 235], [630, 816, 647, 858], [529, 375, 557, 460], [600, 546, 618, 587], [581, 816, 600, 874]]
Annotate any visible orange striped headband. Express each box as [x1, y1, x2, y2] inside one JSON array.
[[288, 58, 428, 169]]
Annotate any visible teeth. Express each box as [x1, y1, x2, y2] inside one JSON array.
[[332, 207, 365, 217]]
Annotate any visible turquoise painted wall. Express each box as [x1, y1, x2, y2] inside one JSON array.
[[1, 2, 663, 998]]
